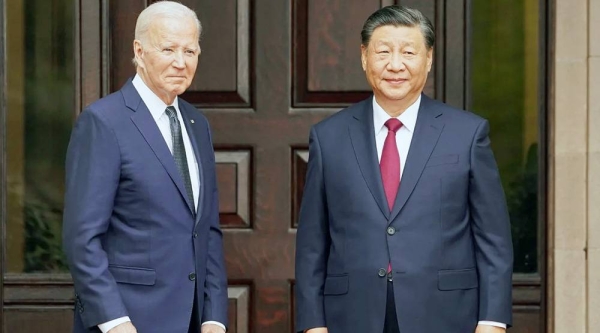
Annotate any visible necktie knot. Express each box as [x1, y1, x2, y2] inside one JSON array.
[[165, 106, 177, 119], [385, 118, 403, 133]]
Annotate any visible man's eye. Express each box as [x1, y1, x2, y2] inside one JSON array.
[[163, 48, 173, 52]]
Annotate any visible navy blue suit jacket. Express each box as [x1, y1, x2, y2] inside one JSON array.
[[295, 95, 513, 333], [63, 79, 228, 333]]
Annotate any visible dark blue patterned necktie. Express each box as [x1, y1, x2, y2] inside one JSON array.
[[165, 106, 194, 209]]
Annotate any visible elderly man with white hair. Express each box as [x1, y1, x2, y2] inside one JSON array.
[[62, 1, 228, 332]]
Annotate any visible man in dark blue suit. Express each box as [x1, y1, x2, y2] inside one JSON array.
[[295, 5, 513, 333], [62, 2, 227, 333]]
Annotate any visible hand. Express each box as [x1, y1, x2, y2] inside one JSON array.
[[201, 323, 226, 333], [107, 322, 137, 333], [475, 325, 506, 333], [305, 328, 328, 333]]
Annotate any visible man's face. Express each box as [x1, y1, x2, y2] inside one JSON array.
[[361, 25, 432, 111], [134, 16, 200, 104]]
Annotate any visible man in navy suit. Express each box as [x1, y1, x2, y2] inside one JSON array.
[[62, 2, 227, 333], [295, 5, 513, 333]]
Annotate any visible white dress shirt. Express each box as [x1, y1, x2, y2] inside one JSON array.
[[98, 75, 224, 332], [372, 96, 506, 330], [373, 96, 420, 173], [132, 74, 200, 209]]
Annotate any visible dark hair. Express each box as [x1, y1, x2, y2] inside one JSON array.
[[361, 5, 435, 49]]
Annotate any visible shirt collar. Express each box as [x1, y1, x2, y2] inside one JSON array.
[[373, 95, 421, 135], [132, 74, 180, 121]]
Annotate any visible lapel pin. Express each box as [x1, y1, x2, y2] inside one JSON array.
[[190, 119, 195, 124]]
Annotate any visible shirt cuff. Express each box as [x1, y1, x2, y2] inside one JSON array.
[[98, 316, 131, 333], [202, 321, 226, 330], [478, 321, 507, 329]]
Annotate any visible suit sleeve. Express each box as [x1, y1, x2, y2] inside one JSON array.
[[469, 119, 514, 326], [295, 127, 331, 332], [62, 109, 128, 327], [201, 121, 229, 327]]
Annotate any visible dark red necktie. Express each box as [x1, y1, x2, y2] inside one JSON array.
[[380, 118, 403, 211], [380, 118, 402, 273]]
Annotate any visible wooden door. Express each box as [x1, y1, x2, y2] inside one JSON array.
[[107, 1, 445, 332], [1, 0, 544, 332]]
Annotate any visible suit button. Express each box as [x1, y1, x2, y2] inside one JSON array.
[[189, 272, 196, 281], [378, 268, 387, 277], [193, 232, 198, 238], [387, 227, 396, 235]]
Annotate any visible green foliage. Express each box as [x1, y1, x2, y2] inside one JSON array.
[[24, 200, 68, 273], [505, 144, 538, 273]]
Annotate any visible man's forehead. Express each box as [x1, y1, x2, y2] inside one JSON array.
[[372, 38, 417, 45], [369, 26, 425, 45], [372, 25, 422, 36], [148, 16, 198, 33], [148, 25, 199, 45]]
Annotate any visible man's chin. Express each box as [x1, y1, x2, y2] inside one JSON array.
[[168, 86, 189, 96], [380, 92, 410, 102]]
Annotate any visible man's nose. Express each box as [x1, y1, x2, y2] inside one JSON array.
[[388, 53, 406, 71], [172, 51, 186, 68]]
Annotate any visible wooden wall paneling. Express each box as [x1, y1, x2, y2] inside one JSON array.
[[4, 307, 73, 333], [3, 275, 74, 332], [109, 0, 147, 94], [112, 0, 253, 108], [512, 275, 543, 332], [215, 150, 252, 228], [443, 0, 466, 109], [79, 0, 106, 110], [291, 149, 308, 229], [293, 0, 438, 108], [227, 285, 251, 333]]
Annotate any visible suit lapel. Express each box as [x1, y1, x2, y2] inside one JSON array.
[[123, 81, 195, 216], [348, 98, 390, 219], [179, 102, 205, 225], [389, 95, 444, 223]]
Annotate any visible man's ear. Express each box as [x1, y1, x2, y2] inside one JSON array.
[[426, 47, 433, 73], [361, 44, 368, 71], [133, 40, 145, 68]]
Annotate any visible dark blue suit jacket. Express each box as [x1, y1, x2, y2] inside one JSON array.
[[63, 79, 228, 333], [295, 95, 513, 333]]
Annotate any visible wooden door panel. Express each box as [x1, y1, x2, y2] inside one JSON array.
[[293, 0, 440, 107], [215, 151, 252, 228], [4, 307, 73, 333], [110, 0, 252, 107], [2, 295, 248, 333], [227, 286, 251, 333], [512, 307, 542, 333]]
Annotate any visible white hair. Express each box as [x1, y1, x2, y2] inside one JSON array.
[[133, 1, 202, 66]]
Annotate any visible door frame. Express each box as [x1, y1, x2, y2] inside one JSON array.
[[1, 0, 7, 327]]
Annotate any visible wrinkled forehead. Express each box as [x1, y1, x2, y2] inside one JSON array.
[[148, 16, 200, 43], [368, 25, 427, 48]]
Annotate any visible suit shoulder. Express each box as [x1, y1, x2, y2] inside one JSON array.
[[85, 91, 124, 114], [312, 98, 370, 133], [78, 91, 132, 127], [426, 97, 486, 126]]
